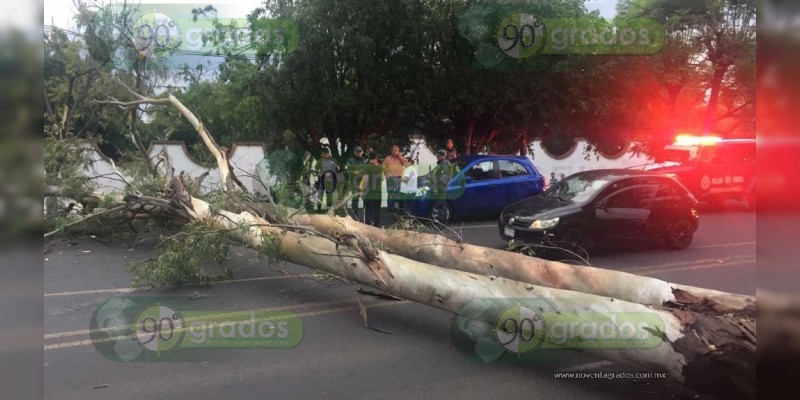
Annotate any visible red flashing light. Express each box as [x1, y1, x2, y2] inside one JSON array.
[[674, 134, 723, 146]]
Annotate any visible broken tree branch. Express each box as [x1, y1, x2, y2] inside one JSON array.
[[133, 183, 754, 399], [96, 80, 237, 192], [44, 205, 127, 238], [267, 207, 755, 314], [112, 139, 754, 399]]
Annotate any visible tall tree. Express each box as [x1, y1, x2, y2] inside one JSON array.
[[67, 0, 179, 163], [259, 0, 434, 159], [618, 0, 756, 138]]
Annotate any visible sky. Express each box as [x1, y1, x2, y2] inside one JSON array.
[[589, 0, 618, 18], [43, 0, 265, 29]]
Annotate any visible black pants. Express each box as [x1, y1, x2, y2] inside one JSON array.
[[385, 176, 402, 212], [399, 192, 416, 217], [316, 172, 334, 211], [364, 197, 381, 227], [349, 192, 361, 220]]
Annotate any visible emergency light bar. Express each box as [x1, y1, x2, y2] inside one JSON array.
[[674, 134, 723, 146]]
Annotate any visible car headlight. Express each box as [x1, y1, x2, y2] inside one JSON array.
[[529, 217, 559, 230]]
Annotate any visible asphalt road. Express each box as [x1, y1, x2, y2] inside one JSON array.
[[44, 205, 755, 400]]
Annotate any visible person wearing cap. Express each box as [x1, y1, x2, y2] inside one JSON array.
[[431, 148, 453, 196], [436, 148, 450, 165], [346, 146, 368, 220]]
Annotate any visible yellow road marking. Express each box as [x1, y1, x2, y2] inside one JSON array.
[[44, 274, 314, 297], [44, 301, 410, 351]]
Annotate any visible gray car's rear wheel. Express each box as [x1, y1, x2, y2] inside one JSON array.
[[666, 219, 694, 250]]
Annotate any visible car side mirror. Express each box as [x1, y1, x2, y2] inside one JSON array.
[[597, 201, 608, 212], [465, 176, 473, 183]]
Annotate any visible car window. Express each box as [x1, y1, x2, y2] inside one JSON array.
[[641, 177, 673, 195], [698, 144, 754, 165], [697, 145, 721, 164], [659, 148, 694, 163], [604, 186, 654, 209], [725, 143, 756, 163], [654, 183, 674, 198], [605, 189, 634, 208], [466, 161, 495, 181], [498, 160, 529, 177], [633, 186, 655, 208], [548, 175, 614, 203]]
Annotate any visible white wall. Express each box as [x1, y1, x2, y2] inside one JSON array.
[[81, 142, 265, 195], [410, 138, 649, 179], [528, 140, 648, 178], [80, 139, 650, 197]]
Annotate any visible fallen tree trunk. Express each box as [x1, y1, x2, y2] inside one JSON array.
[[256, 206, 755, 314], [126, 170, 755, 400], [104, 90, 755, 398]]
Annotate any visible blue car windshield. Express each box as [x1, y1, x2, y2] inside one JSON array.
[[545, 175, 610, 203]]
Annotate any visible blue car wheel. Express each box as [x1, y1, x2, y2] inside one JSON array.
[[430, 201, 452, 224]]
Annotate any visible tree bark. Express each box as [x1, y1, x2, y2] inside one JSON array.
[[703, 64, 729, 134], [265, 209, 754, 314], [464, 118, 475, 155], [133, 176, 755, 400], [703, 30, 734, 134], [111, 102, 756, 398]]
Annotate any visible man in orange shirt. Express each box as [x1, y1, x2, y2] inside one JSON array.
[[383, 145, 406, 213]]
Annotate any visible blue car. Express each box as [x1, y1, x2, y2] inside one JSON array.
[[409, 155, 545, 223]]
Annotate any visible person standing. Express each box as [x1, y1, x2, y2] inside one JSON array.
[[426, 149, 454, 221], [382, 145, 406, 213], [317, 147, 340, 211], [360, 151, 384, 227], [399, 157, 418, 217], [432, 149, 454, 197], [549, 172, 559, 188], [445, 139, 458, 162], [346, 146, 368, 220]]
